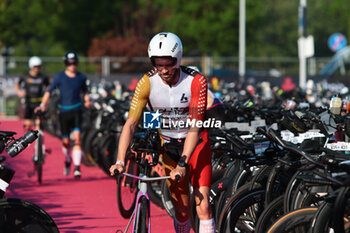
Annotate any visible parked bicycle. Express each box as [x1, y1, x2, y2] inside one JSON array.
[[0, 129, 59, 233]]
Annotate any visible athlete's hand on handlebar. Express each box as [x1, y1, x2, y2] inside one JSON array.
[[170, 166, 186, 182], [109, 163, 124, 176]]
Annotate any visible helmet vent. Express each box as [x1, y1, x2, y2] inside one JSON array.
[[159, 42, 162, 49], [171, 43, 178, 52]]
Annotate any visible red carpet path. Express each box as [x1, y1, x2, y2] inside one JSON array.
[[0, 118, 181, 233]]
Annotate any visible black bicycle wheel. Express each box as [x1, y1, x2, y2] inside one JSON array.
[[117, 153, 139, 218], [218, 188, 265, 233], [161, 179, 175, 217], [267, 207, 317, 233], [147, 169, 164, 209], [134, 196, 149, 233], [310, 201, 334, 233], [0, 198, 59, 233], [98, 134, 118, 175], [333, 186, 350, 233], [89, 130, 104, 163], [37, 134, 43, 184], [255, 195, 284, 233], [83, 129, 100, 164], [37, 164, 43, 184], [80, 129, 97, 166], [283, 170, 301, 213], [291, 182, 331, 211], [214, 160, 242, 221]]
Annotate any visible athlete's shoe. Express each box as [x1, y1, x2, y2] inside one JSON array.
[[64, 161, 71, 176], [74, 166, 81, 179]]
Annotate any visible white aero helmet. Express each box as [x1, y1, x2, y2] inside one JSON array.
[[148, 32, 183, 68], [28, 56, 42, 69]]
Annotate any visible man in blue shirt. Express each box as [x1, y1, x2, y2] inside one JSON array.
[[37, 51, 91, 178]]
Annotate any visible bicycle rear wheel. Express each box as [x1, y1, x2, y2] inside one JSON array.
[[117, 152, 139, 218], [134, 196, 149, 233], [218, 188, 265, 233], [255, 195, 284, 233], [0, 198, 59, 233]]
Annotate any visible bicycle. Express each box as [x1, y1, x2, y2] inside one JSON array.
[[113, 145, 177, 233], [27, 109, 49, 184], [0, 129, 60, 233]]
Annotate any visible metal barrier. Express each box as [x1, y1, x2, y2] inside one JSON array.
[[0, 55, 335, 78]]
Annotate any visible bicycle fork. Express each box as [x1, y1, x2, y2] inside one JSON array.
[[122, 175, 151, 233]]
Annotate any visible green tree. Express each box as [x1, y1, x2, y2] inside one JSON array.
[[1, 0, 350, 58], [0, 0, 60, 55], [151, 0, 239, 56]]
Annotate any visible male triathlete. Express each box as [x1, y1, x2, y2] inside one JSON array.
[[15, 56, 50, 131], [36, 51, 91, 178], [110, 32, 215, 233]]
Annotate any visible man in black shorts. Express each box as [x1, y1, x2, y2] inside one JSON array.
[[15, 56, 50, 131], [36, 51, 91, 178]]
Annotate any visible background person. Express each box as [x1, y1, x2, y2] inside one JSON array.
[[15, 56, 50, 131], [15, 56, 50, 170], [36, 51, 91, 178]]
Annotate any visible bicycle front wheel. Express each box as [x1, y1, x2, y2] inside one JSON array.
[[0, 198, 59, 233], [35, 133, 44, 184], [37, 163, 43, 184], [134, 196, 149, 233], [117, 153, 139, 218]]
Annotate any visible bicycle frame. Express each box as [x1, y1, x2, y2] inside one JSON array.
[[118, 172, 171, 233]]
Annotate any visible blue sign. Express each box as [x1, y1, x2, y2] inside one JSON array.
[[328, 33, 347, 52], [143, 111, 161, 129]]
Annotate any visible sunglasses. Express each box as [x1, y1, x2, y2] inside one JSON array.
[[66, 61, 78, 66]]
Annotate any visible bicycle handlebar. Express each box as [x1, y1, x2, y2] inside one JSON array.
[[256, 127, 325, 168], [0, 130, 38, 157], [113, 169, 178, 181]]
